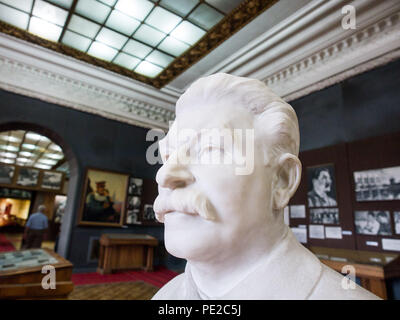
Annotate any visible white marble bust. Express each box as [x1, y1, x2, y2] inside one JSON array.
[[152, 73, 379, 300]]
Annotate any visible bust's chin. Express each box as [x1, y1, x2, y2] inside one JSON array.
[[164, 231, 215, 261]]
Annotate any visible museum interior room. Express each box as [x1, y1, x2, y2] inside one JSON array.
[[0, 0, 400, 301]]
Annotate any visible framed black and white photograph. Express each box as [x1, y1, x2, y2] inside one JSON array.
[[309, 208, 339, 225], [394, 212, 400, 235], [127, 196, 141, 211], [126, 210, 141, 225], [354, 211, 392, 236], [0, 163, 15, 184], [128, 177, 143, 196], [354, 166, 400, 201], [41, 171, 63, 190], [307, 164, 337, 207], [16, 168, 39, 187], [143, 204, 156, 221]]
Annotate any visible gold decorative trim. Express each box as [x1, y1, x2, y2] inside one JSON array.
[[0, 0, 279, 88]]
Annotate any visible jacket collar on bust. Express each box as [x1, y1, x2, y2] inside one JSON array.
[[183, 227, 323, 300]]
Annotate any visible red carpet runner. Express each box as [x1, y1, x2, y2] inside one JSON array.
[[71, 267, 179, 288], [0, 234, 15, 252]]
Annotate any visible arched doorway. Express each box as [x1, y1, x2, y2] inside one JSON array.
[[0, 122, 79, 257]]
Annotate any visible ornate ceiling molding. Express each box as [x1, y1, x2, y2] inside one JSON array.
[[0, 0, 279, 88], [265, 11, 400, 101], [0, 34, 176, 130], [200, 0, 400, 101]]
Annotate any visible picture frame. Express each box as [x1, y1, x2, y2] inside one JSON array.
[[307, 164, 338, 208], [0, 163, 16, 185], [354, 166, 400, 202], [354, 211, 392, 236], [78, 168, 129, 227], [16, 167, 39, 187], [41, 170, 64, 191]]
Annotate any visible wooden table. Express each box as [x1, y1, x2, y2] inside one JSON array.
[[309, 246, 400, 299], [97, 233, 158, 274], [0, 248, 74, 299]]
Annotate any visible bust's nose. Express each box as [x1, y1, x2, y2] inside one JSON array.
[[156, 153, 194, 190]]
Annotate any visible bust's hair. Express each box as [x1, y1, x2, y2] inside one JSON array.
[[176, 73, 300, 161]]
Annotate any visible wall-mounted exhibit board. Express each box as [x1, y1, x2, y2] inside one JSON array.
[[289, 131, 400, 254], [0, 163, 65, 194]]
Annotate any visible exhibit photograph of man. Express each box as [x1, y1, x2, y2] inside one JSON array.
[[307, 165, 338, 208], [1, 0, 400, 307]]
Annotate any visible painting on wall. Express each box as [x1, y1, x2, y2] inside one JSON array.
[[78, 168, 129, 227], [354, 211, 392, 236], [354, 166, 400, 201], [307, 164, 337, 208]]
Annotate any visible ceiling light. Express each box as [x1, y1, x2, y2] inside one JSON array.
[[38, 158, 58, 165], [19, 151, 34, 157], [22, 143, 37, 150], [145, 6, 182, 34], [0, 135, 21, 143], [17, 158, 31, 163], [44, 153, 64, 160], [0, 0, 33, 13], [115, 0, 154, 21], [135, 61, 163, 78], [0, 4, 30, 29], [25, 132, 43, 141], [32, 0, 68, 26], [0, 158, 15, 164], [29, 16, 63, 42], [0, 152, 17, 158], [170, 21, 206, 45], [49, 144, 63, 152], [0, 145, 19, 152], [34, 164, 52, 170], [47, 0, 73, 9], [88, 41, 118, 61]]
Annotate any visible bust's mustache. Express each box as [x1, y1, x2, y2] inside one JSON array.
[[154, 188, 216, 222]]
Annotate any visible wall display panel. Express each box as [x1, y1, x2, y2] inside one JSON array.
[[290, 144, 355, 249], [348, 131, 400, 253], [0, 163, 65, 193]]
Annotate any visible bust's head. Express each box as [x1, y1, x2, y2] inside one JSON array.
[[154, 73, 301, 262]]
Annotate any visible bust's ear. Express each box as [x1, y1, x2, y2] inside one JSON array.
[[272, 153, 302, 210]]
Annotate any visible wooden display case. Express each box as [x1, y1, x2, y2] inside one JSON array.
[[0, 248, 74, 299], [97, 233, 158, 274], [310, 246, 400, 299]]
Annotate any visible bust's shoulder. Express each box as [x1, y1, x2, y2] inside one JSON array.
[[309, 264, 380, 300], [152, 273, 185, 300]]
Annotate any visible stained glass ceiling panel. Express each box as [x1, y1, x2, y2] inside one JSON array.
[[0, 0, 278, 86], [0, 130, 65, 171]]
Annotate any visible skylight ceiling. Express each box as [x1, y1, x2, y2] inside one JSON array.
[[0, 130, 64, 170], [0, 0, 278, 87]]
